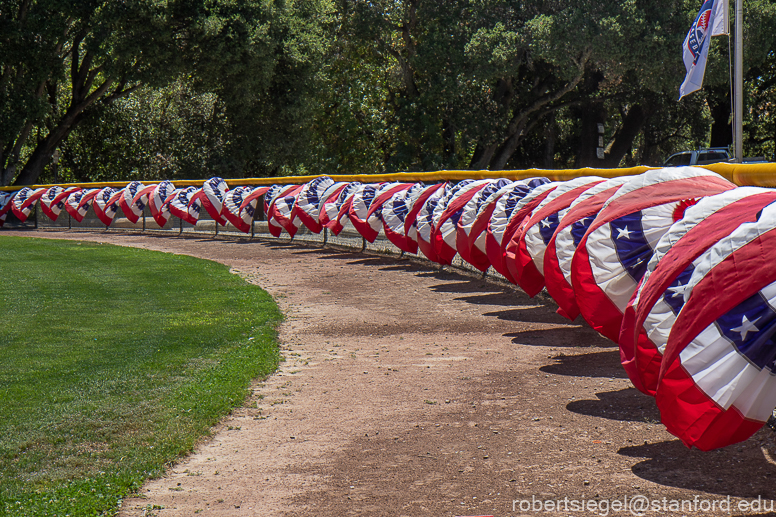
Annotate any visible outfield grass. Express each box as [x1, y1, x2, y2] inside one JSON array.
[[0, 236, 282, 516]]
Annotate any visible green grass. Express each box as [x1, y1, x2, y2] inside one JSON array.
[[0, 236, 282, 516]]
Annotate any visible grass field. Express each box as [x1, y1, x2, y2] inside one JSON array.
[[0, 236, 282, 516]]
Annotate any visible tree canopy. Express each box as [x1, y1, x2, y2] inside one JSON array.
[[1, 0, 775, 185]]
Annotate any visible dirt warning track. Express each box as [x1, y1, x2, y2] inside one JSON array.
[[7, 229, 776, 517]]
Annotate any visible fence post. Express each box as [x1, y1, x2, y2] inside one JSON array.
[[322, 227, 328, 246], [250, 203, 259, 240], [179, 217, 183, 235]]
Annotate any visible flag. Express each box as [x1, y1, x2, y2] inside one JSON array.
[[679, 0, 728, 99]]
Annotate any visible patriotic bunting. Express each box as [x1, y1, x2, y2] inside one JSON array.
[[348, 183, 384, 243], [65, 188, 99, 222], [11, 187, 46, 222], [202, 177, 228, 226], [149, 181, 177, 227], [40, 186, 79, 221], [168, 187, 202, 224], [118, 181, 147, 223], [456, 179, 512, 271], [0, 191, 13, 227], [570, 168, 735, 342], [294, 176, 335, 233], [93, 187, 124, 226], [510, 177, 604, 297], [544, 177, 629, 320], [486, 178, 551, 282], [7, 166, 776, 451]]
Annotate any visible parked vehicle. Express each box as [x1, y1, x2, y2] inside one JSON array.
[[663, 148, 731, 167], [664, 148, 769, 167]]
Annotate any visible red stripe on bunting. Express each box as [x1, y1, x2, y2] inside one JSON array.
[[502, 188, 556, 285], [572, 177, 735, 342], [620, 191, 776, 396], [543, 185, 623, 320], [657, 227, 776, 450], [511, 182, 602, 297], [403, 183, 447, 237]]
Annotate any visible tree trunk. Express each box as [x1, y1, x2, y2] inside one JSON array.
[[601, 105, 647, 168], [544, 120, 556, 169], [13, 77, 115, 186]]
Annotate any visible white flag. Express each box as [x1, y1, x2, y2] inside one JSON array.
[[679, 0, 728, 99]]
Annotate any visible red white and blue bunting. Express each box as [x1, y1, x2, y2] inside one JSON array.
[[6, 167, 776, 451]]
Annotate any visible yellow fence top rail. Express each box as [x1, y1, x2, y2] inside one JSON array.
[[2, 162, 775, 191]]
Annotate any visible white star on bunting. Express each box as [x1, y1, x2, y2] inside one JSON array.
[[731, 315, 759, 341]]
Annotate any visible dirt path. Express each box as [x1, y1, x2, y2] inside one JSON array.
[[8, 229, 776, 517]]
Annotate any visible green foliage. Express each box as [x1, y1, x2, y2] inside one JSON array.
[[1, 0, 333, 185], [0, 236, 282, 515], [4, 0, 776, 179], [47, 79, 236, 183]]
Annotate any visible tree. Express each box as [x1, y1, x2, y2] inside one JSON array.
[[321, 0, 704, 172], [0, 0, 332, 186]]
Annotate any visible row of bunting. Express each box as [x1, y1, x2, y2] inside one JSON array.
[[2, 168, 776, 451]]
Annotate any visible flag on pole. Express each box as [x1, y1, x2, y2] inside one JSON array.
[[679, 0, 728, 99]]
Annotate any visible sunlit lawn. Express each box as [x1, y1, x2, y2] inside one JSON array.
[[0, 236, 282, 516]]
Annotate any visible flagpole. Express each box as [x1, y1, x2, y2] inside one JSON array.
[[733, 0, 743, 163]]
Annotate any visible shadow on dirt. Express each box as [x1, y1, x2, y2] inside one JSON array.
[[484, 307, 578, 325], [620, 433, 776, 498], [346, 256, 400, 267], [454, 292, 528, 306], [540, 350, 626, 377], [505, 327, 612, 348], [377, 262, 429, 273], [566, 388, 659, 422]]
